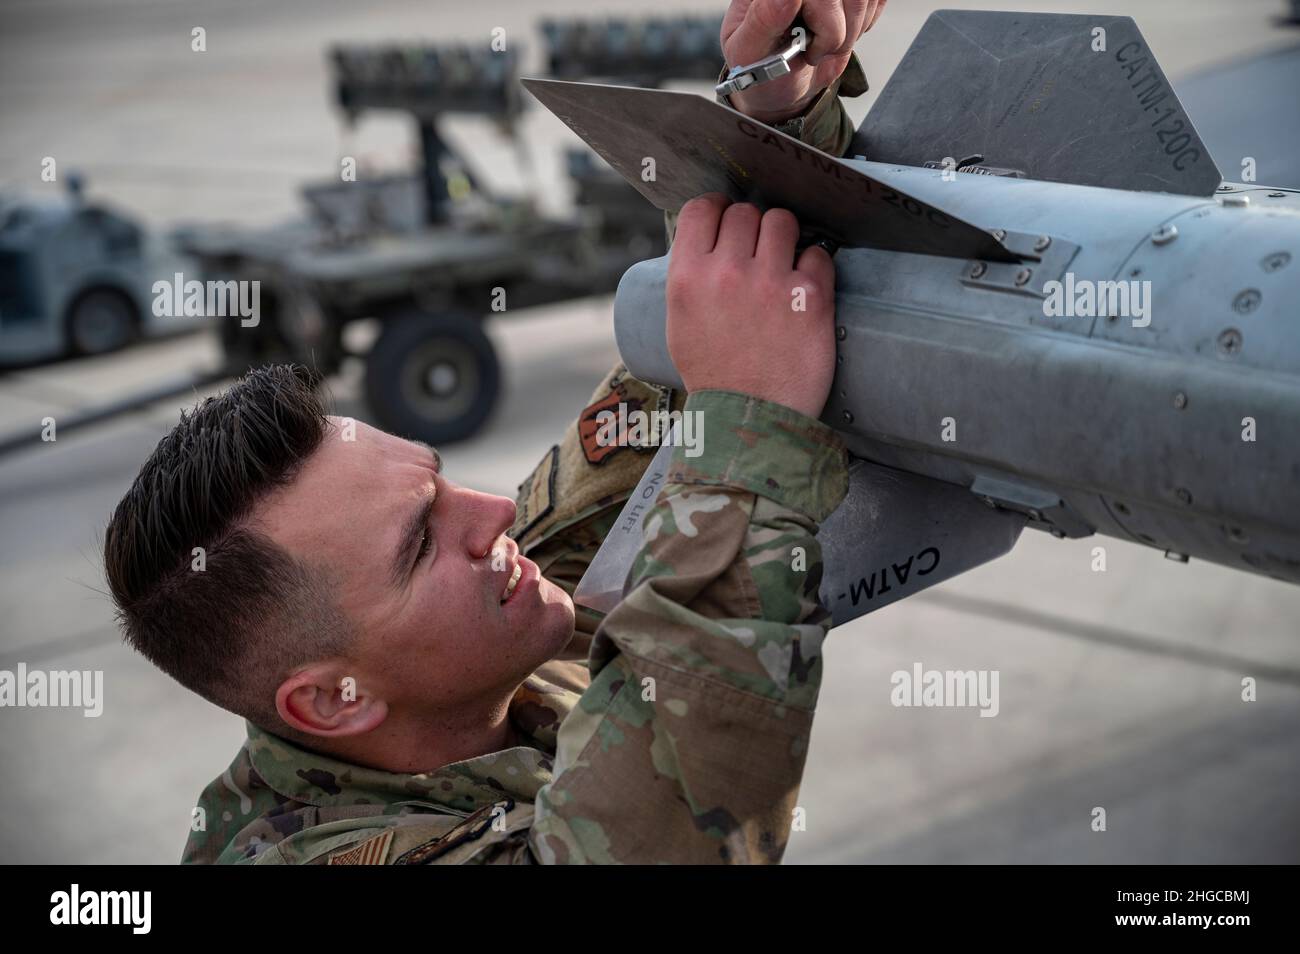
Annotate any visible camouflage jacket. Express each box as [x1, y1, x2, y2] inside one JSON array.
[[181, 65, 862, 865]]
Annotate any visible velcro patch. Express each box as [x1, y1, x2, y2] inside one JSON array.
[[510, 444, 558, 543], [327, 829, 394, 866], [577, 374, 650, 466]]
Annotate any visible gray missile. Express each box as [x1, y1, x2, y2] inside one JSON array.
[[522, 10, 1300, 626]]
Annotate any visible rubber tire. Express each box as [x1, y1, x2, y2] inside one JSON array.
[[364, 311, 500, 445], [66, 288, 138, 356]]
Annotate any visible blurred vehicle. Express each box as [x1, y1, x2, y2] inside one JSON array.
[[0, 177, 201, 368], [178, 17, 725, 445], [0, 15, 727, 455]]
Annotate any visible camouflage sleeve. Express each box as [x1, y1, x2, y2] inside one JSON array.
[[664, 52, 869, 245], [528, 389, 849, 863]]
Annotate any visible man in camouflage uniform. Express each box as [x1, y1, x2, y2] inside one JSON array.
[[106, 0, 887, 864]]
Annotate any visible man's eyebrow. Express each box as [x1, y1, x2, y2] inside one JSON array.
[[391, 492, 436, 588], [409, 439, 442, 473]]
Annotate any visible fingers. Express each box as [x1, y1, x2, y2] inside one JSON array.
[[803, 0, 847, 65], [672, 193, 731, 257], [866, 0, 888, 32], [795, 242, 835, 289], [676, 199, 818, 284], [755, 208, 799, 266], [812, 51, 853, 91], [841, 0, 872, 49], [714, 202, 763, 259], [805, 0, 877, 63], [724, 0, 802, 65]]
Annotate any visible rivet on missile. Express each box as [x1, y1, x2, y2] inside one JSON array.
[[1151, 225, 1178, 245], [1261, 251, 1291, 273], [1217, 328, 1243, 355], [1173, 392, 1188, 410], [836, 326, 847, 341], [1233, 289, 1261, 314], [1175, 487, 1193, 506], [842, 410, 854, 424], [969, 262, 987, 279], [1227, 526, 1250, 544], [1014, 268, 1032, 286], [1033, 235, 1051, 252], [1221, 193, 1250, 207]]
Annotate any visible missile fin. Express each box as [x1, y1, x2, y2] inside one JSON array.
[[574, 449, 1026, 629], [853, 10, 1223, 196], [819, 461, 1026, 626], [522, 77, 1019, 262]]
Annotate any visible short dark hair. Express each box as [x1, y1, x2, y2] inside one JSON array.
[[104, 364, 354, 732]]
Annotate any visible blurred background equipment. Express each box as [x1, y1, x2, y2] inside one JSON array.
[[539, 14, 724, 84], [175, 17, 726, 447], [0, 14, 729, 454], [0, 176, 200, 367]]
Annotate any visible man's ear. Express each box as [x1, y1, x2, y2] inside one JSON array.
[[275, 662, 388, 739]]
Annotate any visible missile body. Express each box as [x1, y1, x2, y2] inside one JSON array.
[[521, 8, 1300, 621], [614, 166, 1300, 599]]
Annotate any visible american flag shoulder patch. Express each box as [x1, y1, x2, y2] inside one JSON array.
[[327, 829, 394, 866]]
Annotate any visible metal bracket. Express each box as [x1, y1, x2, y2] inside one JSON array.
[[715, 23, 809, 101], [961, 229, 1080, 298], [970, 475, 1095, 539]]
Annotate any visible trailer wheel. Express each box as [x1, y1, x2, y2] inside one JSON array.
[[66, 288, 138, 356], [364, 311, 500, 444]]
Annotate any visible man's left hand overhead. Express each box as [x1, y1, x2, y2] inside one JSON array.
[[722, 0, 886, 124]]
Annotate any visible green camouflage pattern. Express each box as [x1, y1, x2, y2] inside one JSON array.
[[184, 389, 848, 864], [181, 671, 577, 864], [530, 389, 848, 863], [183, 71, 859, 863]]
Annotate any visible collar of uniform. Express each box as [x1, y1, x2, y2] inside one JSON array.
[[242, 672, 581, 814], [245, 721, 555, 814]]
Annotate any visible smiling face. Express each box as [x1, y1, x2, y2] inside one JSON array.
[[250, 416, 575, 723]]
